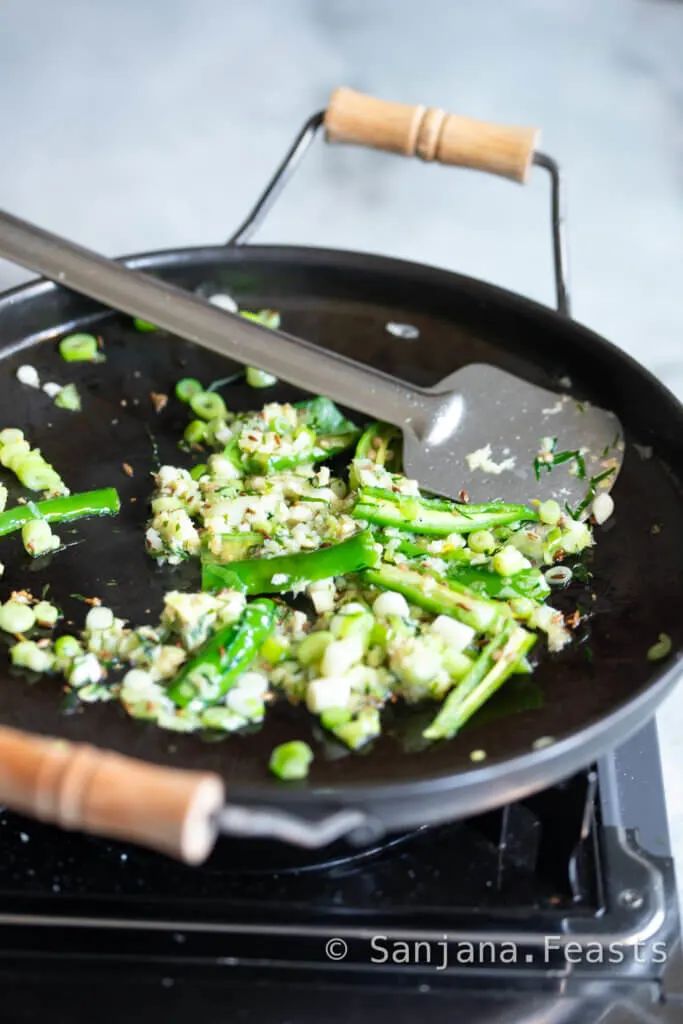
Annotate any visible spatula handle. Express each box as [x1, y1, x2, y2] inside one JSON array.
[[324, 87, 539, 184], [0, 725, 224, 863], [0, 208, 448, 436]]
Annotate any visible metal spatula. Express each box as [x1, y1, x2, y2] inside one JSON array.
[[0, 209, 622, 510]]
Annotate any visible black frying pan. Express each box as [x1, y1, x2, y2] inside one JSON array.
[[0, 90, 681, 853]]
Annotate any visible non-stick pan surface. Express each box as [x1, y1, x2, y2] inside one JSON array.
[[0, 244, 681, 828]]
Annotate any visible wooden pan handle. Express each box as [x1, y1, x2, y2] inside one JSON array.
[[0, 725, 225, 864], [324, 87, 540, 184]]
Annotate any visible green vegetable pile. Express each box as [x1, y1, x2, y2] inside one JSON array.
[[0, 316, 618, 781]]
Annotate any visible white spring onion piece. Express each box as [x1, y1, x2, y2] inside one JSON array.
[[246, 367, 278, 389], [42, 382, 63, 398], [233, 671, 269, 697], [338, 602, 367, 617], [430, 615, 476, 652], [306, 675, 352, 713], [85, 605, 115, 632], [201, 707, 247, 732], [529, 606, 570, 652], [591, 492, 614, 525], [0, 601, 36, 634], [121, 668, 156, 693], [68, 652, 103, 688], [209, 293, 238, 313], [33, 601, 59, 627], [493, 545, 532, 576], [385, 321, 420, 340], [544, 565, 573, 587], [225, 689, 264, 720], [22, 519, 60, 557], [309, 578, 336, 614], [320, 636, 364, 678], [392, 644, 443, 686], [533, 736, 555, 750], [11, 641, 54, 673], [372, 591, 410, 618], [16, 365, 40, 388]]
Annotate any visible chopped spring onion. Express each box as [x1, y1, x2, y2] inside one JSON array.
[[189, 391, 228, 421], [0, 600, 36, 634], [22, 518, 60, 557], [533, 438, 586, 482], [85, 605, 115, 632], [209, 293, 238, 313], [647, 633, 672, 662], [241, 310, 281, 330], [570, 468, 617, 519], [0, 431, 68, 493], [33, 601, 60, 627], [332, 707, 381, 749], [10, 640, 54, 673], [492, 545, 531, 577], [54, 383, 81, 412], [269, 740, 313, 780], [0, 428, 24, 446], [467, 529, 496, 554], [385, 321, 419, 340], [55, 635, 83, 659], [544, 566, 573, 587], [58, 333, 99, 363], [538, 499, 562, 525], [246, 367, 278, 389], [16, 365, 40, 388], [183, 420, 208, 444], [175, 378, 204, 403], [16, 458, 66, 494], [592, 492, 614, 525]]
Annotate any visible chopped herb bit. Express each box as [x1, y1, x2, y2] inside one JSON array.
[[206, 372, 244, 393], [570, 467, 616, 518], [571, 563, 592, 583]]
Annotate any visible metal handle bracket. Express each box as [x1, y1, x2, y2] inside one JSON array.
[[226, 109, 570, 316]]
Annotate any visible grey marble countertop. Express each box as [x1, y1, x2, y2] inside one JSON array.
[[1, 0, 682, 892]]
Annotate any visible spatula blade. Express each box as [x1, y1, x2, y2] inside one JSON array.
[[402, 364, 623, 512]]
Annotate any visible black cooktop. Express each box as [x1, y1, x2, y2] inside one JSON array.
[[0, 718, 680, 1023]]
